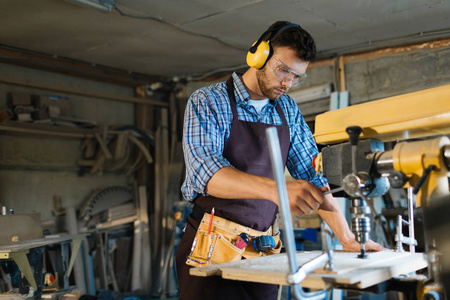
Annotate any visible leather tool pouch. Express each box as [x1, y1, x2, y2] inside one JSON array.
[[186, 214, 245, 267], [186, 213, 281, 267]]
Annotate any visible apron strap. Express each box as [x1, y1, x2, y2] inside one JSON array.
[[227, 75, 287, 125]]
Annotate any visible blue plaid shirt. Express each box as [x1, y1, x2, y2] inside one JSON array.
[[181, 72, 328, 201]]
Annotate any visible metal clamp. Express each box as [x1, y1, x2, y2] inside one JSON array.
[[395, 187, 417, 253], [287, 252, 332, 284], [395, 215, 417, 252]]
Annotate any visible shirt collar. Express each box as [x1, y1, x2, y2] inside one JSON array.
[[231, 72, 250, 105], [231, 72, 280, 107]]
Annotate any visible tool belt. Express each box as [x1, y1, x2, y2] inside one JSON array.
[[186, 212, 282, 268]]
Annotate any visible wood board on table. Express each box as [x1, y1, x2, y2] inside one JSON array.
[[190, 250, 428, 290]]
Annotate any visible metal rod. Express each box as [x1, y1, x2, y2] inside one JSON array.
[[407, 187, 416, 253], [266, 127, 329, 299], [351, 145, 357, 174], [396, 215, 404, 252], [265, 128, 298, 276], [288, 253, 330, 284], [323, 186, 344, 195]]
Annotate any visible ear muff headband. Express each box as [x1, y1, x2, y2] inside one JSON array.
[[247, 23, 301, 69]]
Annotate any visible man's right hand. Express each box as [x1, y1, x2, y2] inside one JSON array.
[[206, 167, 326, 217], [285, 180, 326, 216]]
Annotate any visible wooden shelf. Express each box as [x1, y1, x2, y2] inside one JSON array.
[[0, 120, 96, 139]]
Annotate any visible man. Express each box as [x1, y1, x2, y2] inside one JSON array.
[[176, 21, 384, 300]]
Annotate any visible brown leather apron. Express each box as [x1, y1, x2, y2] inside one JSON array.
[[176, 76, 290, 300]]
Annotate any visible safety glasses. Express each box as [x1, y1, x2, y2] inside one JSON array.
[[270, 56, 307, 87]]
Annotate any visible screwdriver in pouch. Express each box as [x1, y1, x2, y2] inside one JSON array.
[[253, 235, 276, 253]]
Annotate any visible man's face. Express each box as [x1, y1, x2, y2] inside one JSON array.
[[256, 47, 309, 100]]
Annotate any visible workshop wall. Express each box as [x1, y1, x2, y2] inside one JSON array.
[[345, 42, 450, 105], [0, 62, 135, 227], [183, 40, 450, 118]]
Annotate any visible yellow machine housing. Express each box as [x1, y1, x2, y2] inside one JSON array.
[[392, 136, 450, 206], [313, 83, 450, 206], [314, 84, 450, 145]]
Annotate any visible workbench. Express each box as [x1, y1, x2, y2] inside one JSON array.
[[0, 234, 86, 296], [191, 250, 428, 290]]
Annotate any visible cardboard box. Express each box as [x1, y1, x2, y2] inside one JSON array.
[[8, 93, 33, 107], [36, 95, 72, 116]]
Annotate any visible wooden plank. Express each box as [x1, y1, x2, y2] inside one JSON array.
[[0, 47, 161, 87], [94, 133, 113, 159], [0, 121, 95, 139], [134, 87, 154, 185], [97, 234, 108, 289], [139, 186, 152, 294], [0, 76, 169, 107], [154, 108, 170, 295], [131, 188, 143, 291], [153, 125, 162, 259], [95, 215, 137, 230], [190, 251, 428, 290], [114, 131, 129, 159], [128, 135, 153, 163], [161, 93, 183, 295], [190, 251, 318, 278], [66, 206, 87, 294], [221, 267, 288, 286], [313, 251, 405, 274]]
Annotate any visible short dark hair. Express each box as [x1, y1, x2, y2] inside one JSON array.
[[266, 21, 317, 61]]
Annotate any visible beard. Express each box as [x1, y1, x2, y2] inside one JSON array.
[[256, 67, 287, 100]]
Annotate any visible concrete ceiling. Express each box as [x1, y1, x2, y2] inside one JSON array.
[[1, 0, 449, 85]]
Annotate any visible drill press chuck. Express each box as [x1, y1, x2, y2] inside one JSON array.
[[350, 199, 371, 259]]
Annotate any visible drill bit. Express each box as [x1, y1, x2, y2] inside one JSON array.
[[357, 242, 367, 259]]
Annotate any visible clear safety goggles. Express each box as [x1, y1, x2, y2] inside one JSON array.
[[269, 56, 307, 87]]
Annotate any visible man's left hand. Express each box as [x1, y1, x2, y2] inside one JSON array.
[[341, 239, 387, 252]]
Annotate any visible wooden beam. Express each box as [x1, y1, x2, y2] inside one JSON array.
[[338, 56, 346, 92], [0, 46, 161, 87], [0, 121, 96, 139], [138, 186, 152, 294], [0, 76, 169, 107], [135, 86, 155, 186]]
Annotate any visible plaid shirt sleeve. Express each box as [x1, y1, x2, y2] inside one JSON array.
[[181, 85, 233, 201], [283, 98, 329, 188]]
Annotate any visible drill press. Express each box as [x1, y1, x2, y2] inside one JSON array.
[[318, 125, 389, 258], [342, 126, 379, 258]]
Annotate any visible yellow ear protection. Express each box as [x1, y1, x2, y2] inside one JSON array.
[[246, 23, 301, 69]]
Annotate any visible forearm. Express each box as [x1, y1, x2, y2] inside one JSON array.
[[205, 166, 278, 203], [317, 193, 355, 248], [318, 191, 386, 252]]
